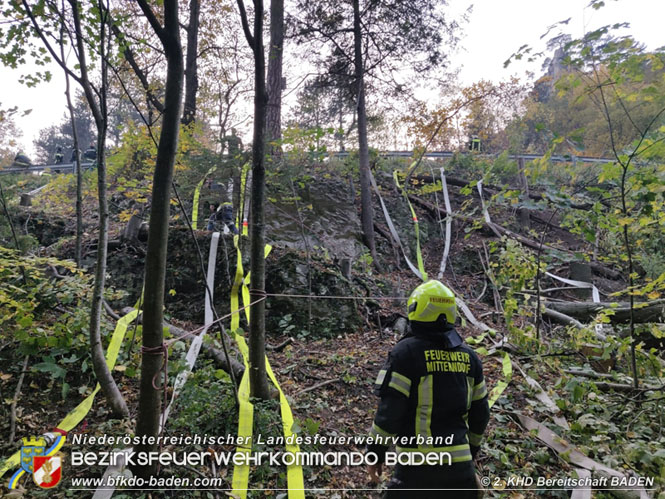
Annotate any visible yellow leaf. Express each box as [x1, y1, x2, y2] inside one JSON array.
[[114, 365, 127, 372], [617, 217, 632, 226], [647, 291, 661, 299]]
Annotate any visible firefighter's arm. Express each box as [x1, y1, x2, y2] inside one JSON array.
[[468, 357, 490, 458], [367, 353, 412, 464]]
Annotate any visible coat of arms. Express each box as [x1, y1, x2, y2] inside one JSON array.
[[20, 437, 46, 474]]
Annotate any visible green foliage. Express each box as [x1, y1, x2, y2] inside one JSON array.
[[491, 238, 540, 349], [0, 246, 96, 398]]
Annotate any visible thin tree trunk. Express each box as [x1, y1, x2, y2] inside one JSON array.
[[266, 0, 284, 155], [352, 0, 375, 259], [62, 56, 82, 267], [247, 0, 271, 400], [58, 10, 83, 267], [182, 0, 200, 126], [133, 0, 184, 479], [70, 0, 129, 418]]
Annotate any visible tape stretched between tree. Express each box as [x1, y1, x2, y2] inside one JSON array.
[[191, 165, 218, 230], [393, 168, 428, 281], [368, 169, 423, 280]]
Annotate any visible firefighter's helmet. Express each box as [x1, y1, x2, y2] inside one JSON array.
[[407, 280, 456, 325]]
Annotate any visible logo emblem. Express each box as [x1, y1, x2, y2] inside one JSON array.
[[8, 434, 65, 490], [20, 437, 46, 474], [33, 455, 63, 488]]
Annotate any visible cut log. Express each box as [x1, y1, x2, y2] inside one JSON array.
[[545, 300, 665, 324]]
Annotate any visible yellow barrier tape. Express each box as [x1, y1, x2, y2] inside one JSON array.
[[229, 165, 303, 497], [394, 168, 428, 281], [0, 306, 141, 479], [487, 351, 512, 408], [191, 165, 218, 230], [265, 359, 305, 497]]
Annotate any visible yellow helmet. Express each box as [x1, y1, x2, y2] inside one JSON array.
[[407, 280, 456, 324]]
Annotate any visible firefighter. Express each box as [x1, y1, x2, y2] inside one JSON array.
[[13, 151, 32, 167], [367, 280, 489, 498], [83, 143, 97, 162], [468, 135, 481, 152], [54, 146, 64, 164], [206, 201, 239, 234]]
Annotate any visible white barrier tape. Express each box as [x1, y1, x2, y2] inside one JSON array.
[[369, 170, 423, 280], [93, 233, 221, 498], [544, 271, 604, 338], [437, 167, 453, 279], [477, 180, 492, 225]]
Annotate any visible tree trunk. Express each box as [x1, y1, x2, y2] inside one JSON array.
[[69, 0, 129, 418], [545, 299, 665, 324], [353, 0, 375, 259], [266, 0, 284, 155], [134, 0, 184, 478], [247, 0, 271, 400], [65, 76, 82, 268], [182, 0, 200, 126]]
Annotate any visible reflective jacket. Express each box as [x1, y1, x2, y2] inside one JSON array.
[[368, 325, 490, 465]]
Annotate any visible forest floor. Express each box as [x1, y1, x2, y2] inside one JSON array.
[[1, 167, 663, 498]]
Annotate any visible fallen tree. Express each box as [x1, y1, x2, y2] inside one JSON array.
[[544, 300, 665, 324], [407, 193, 621, 279], [120, 307, 245, 382]]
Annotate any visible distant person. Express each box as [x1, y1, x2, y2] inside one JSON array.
[[69, 149, 81, 163], [468, 135, 481, 152], [83, 143, 97, 162], [206, 202, 238, 234], [223, 129, 243, 157], [54, 146, 64, 164], [13, 151, 32, 167]]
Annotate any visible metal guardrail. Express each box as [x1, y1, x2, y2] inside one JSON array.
[[0, 151, 613, 175], [330, 151, 613, 164], [0, 162, 94, 175]]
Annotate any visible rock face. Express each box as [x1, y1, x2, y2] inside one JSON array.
[[265, 250, 362, 338], [104, 228, 363, 338], [265, 179, 365, 260]]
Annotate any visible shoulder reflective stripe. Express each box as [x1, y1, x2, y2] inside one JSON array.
[[371, 422, 396, 439], [468, 431, 483, 447], [472, 380, 487, 401], [375, 369, 387, 385], [388, 372, 412, 397], [466, 376, 474, 411], [415, 375, 433, 439], [396, 444, 472, 463]]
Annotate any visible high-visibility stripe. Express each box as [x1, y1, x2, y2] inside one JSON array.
[[466, 376, 474, 411], [415, 375, 433, 439], [473, 380, 487, 401], [375, 369, 387, 386], [468, 431, 483, 447], [389, 371, 412, 398], [396, 444, 472, 463], [370, 422, 396, 440]]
